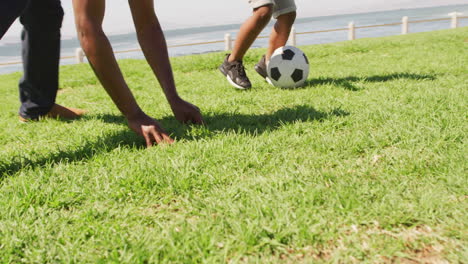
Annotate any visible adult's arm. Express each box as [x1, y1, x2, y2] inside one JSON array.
[[128, 0, 204, 125], [0, 0, 28, 39], [72, 0, 173, 147]]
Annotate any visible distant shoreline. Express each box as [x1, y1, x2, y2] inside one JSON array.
[[1, 3, 467, 75]]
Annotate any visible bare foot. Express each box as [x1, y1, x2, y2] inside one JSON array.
[[19, 104, 86, 122], [45, 104, 86, 119]]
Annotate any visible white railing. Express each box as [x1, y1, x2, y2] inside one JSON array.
[[0, 13, 466, 67]]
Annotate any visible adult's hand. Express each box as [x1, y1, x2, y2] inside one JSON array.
[[127, 111, 174, 147], [169, 97, 204, 125]]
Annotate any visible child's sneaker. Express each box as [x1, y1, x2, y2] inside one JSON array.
[[254, 55, 268, 80], [219, 54, 252, 90]]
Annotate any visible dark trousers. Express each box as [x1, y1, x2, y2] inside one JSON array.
[[0, 0, 28, 38], [0, 0, 64, 119]]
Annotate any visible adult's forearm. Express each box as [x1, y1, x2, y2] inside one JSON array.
[[77, 27, 142, 118], [135, 19, 180, 103]]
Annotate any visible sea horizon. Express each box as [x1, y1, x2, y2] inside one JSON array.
[[1, 3, 467, 74]]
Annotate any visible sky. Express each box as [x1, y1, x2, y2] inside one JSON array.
[[2, 0, 467, 40]]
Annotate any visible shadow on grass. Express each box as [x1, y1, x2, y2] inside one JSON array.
[[304, 72, 436, 91], [96, 105, 349, 139], [0, 105, 349, 178]]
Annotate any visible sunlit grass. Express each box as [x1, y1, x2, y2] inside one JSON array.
[[0, 28, 467, 263]]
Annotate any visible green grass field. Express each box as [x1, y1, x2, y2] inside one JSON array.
[[0, 28, 467, 263]]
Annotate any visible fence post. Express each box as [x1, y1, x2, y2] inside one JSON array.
[[224, 33, 232, 51], [288, 27, 297, 46], [75, 48, 85, 63], [451, 13, 459, 29], [402, 16, 409, 34], [348, 22, 355, 40]]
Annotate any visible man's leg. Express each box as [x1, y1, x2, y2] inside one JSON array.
[[0, 0, 29, 39], [18, 0, 63, 119], [18, 0, 84, 120]]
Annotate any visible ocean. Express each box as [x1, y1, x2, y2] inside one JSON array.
[[0, 4, 467, 74]]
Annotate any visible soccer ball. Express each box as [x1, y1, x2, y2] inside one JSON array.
[[267, 46, 310, 88]]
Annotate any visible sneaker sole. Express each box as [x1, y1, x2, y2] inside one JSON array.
[[266, 77, 274, 86], [226, 75, 250, 90]]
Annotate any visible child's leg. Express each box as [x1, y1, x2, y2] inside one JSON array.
[[229, 5, 273, 62], [266, 11, 296, 61]]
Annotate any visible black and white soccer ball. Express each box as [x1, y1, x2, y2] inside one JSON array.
[[267, 46, 310, 88]]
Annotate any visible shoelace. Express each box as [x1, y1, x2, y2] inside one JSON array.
[[234, 62, 247, 77]]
